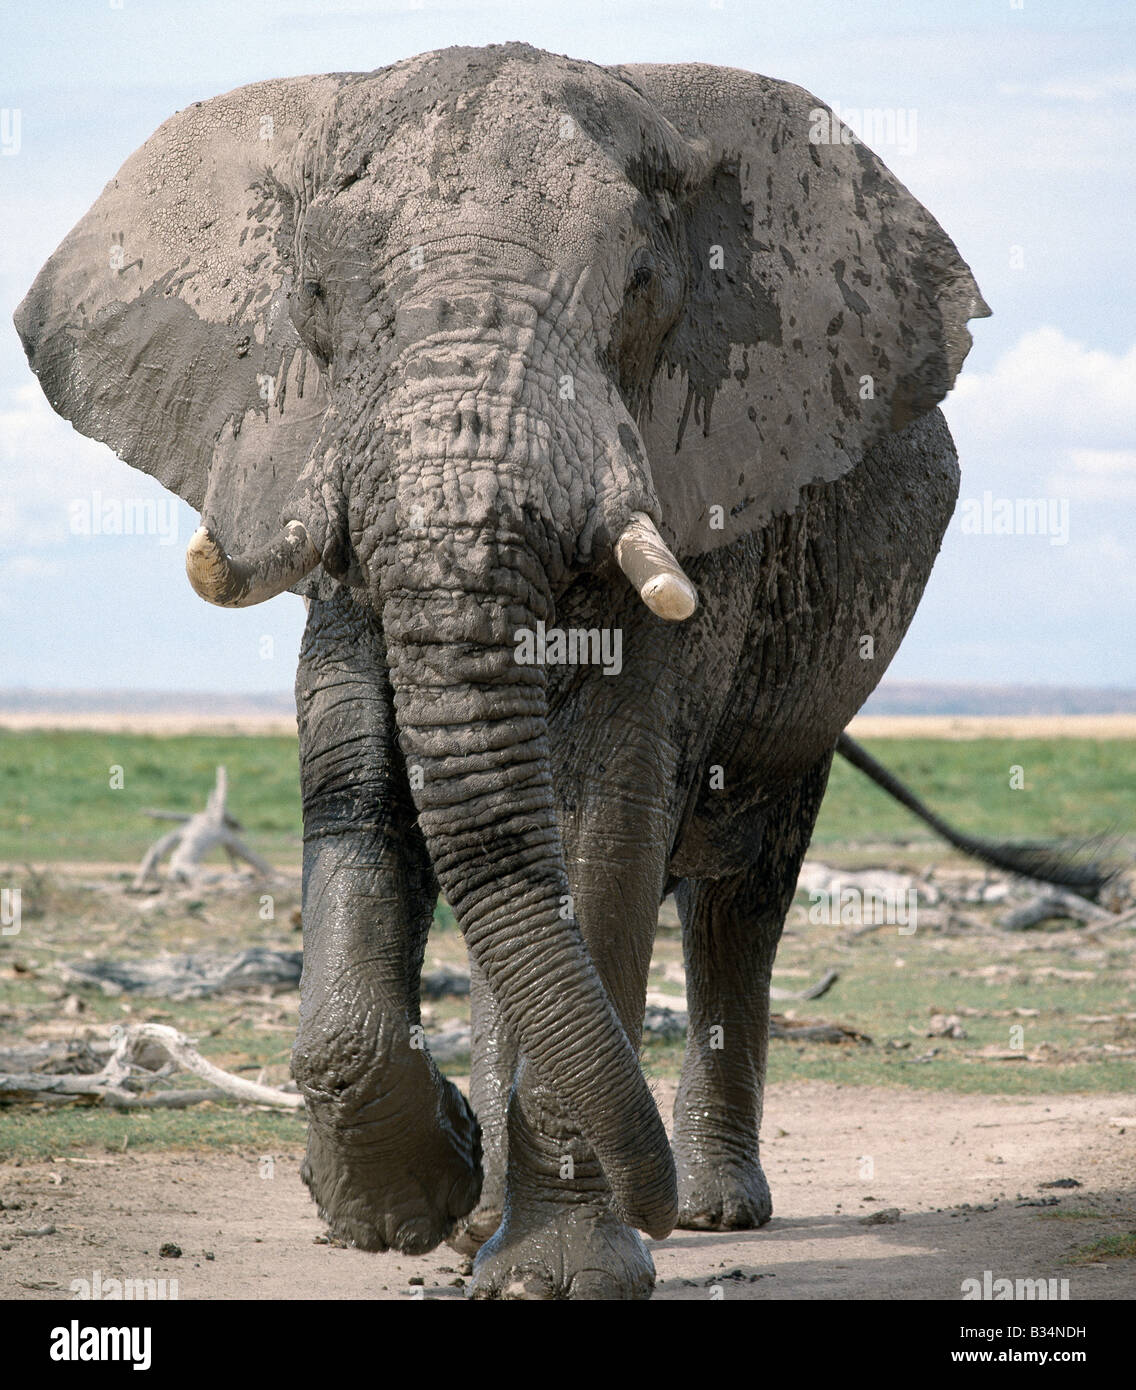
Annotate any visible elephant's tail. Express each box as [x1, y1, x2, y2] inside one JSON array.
[[835, 733, 1119, 900]]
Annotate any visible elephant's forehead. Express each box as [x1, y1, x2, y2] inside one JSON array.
[[311, 51, 647, 265]]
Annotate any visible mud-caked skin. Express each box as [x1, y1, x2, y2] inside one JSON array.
[[16, 43, 988, 1298], [292, 589, 482, 1251]]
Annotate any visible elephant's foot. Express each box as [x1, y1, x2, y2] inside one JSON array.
[[469, 1202, 655, 1300], [301, 1073, 481, 1253], [676, 1151, 772, 1230], [295, 1019, 482, 1253]]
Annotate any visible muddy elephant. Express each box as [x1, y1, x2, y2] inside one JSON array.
[[17, 44, 992, 1298]]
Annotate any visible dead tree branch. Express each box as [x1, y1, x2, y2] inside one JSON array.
[[132, 766, 274, 888]]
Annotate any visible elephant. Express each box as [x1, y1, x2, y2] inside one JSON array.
[[18, 43, 1004, 1299]]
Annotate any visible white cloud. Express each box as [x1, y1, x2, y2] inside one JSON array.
[[1, 554, 59, 579], [1039, 68, 1136, 103], [0, 553, 61, 615], [996, 69, 1136, 102], [946, 327, 1136, 451], [0, 381, 176, 547], [1049, 449, 1136, 503]]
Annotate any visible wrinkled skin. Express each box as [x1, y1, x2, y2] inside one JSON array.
[[15, 44, 988, 1298]]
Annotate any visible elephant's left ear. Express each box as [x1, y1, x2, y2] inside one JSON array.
[[610, 63, 990, 555]]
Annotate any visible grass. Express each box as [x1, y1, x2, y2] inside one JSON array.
[[742, 927, 1135, 1095], [1070, 1233, 1136, 1264], [0, 731, 301, 863], [2, 888, 1132, 1162], [2, 731, 1133, 865], [1, 1107, 307, 1162], [693, 868, 1136, 1094], [814, 738, 1135, 846]]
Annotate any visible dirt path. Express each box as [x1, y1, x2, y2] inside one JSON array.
[[3, 1083, 1132, 1301]]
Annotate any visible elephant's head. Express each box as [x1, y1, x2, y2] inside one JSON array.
[[15, 44, 987, 1238]]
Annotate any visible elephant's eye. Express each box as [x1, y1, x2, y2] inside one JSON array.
[[629, 262, 654, 292], [289, 275, 332, 367]]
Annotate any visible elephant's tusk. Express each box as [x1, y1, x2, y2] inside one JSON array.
[[185, 521, 320, 608], [614, 512, 698, 621]]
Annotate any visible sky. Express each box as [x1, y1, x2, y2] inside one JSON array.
[[1, 0, 1133, 693]]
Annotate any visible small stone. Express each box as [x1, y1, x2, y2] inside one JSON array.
[[859, 1207, 900, 1226]]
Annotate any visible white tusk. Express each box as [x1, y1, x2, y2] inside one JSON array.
[[185, 521, 320, 608], [614, 512, 698, 621]]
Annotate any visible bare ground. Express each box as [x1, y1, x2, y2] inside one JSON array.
[[2, 1082, 1133, 1301], [6, 713, 1136, 739], [847, 715, 1136, 741]]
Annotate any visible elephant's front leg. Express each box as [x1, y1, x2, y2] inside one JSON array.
[[673, 756, 832, 1229], [470, 741, 672, 1299], [291, 588, 481, 1253]]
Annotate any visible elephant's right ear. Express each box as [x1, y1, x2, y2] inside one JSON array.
[[611, 63, 990, 556], [14, 75, 346, 561]]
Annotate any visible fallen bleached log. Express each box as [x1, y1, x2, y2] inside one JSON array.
[[1000, 885, 1117, 930], [132, 767, 274, 888], [0, 1022, 301, 1110]]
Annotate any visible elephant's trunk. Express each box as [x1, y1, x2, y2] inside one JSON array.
[[381, 530, 677, 1238]]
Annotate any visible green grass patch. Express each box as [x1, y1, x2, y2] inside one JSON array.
[[3, 731, 1133, 865], [0, 730, 301, 863], [1070, 1233, 1136, 1263], [0, 1105, 306, 1161], [814, 738, 1136, 846]]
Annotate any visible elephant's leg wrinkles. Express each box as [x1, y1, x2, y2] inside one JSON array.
[[292, 589, 481, 1253], [673, 754, 832, 1230]]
